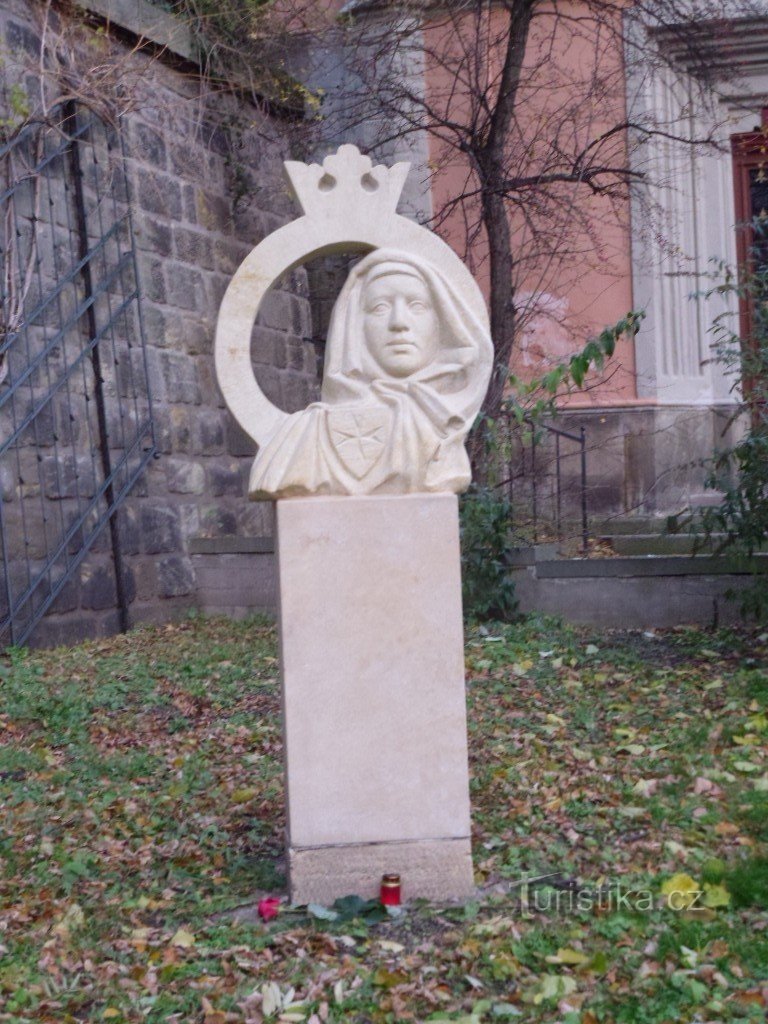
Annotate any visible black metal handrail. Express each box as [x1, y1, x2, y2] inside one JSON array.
[[482, 414, 589, 554], [0, 103, 155, 647]]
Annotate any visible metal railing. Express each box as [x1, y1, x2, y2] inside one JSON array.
[[481, 414, 589, 554], [0, 103, 155, 646]]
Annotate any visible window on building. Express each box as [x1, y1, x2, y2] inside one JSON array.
[[732, 125, 768, 336], [731, 124, 768, 418]]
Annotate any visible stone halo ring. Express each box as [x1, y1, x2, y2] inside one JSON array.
[[214, 144, 490, 448]]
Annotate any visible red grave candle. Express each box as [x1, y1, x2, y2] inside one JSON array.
[[380, 873, 401, 906]]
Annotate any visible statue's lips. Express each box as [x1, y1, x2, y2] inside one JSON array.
[[386, 339, 418, 351]]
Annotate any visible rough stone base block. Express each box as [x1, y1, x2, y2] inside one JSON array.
[[276, 493, 473, 905], [289, 838, 475, 906]]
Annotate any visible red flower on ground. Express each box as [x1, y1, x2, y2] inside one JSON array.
[[257, 897, 281, 922]]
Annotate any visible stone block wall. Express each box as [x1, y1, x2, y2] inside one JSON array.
[[0, 0, 317, 646], [477, 404, 745, 554], [556, 405, 745, 522]]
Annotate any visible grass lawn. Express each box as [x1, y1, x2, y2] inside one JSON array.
[[0, 614, 767, 1023]]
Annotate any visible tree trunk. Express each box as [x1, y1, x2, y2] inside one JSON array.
[[468, 0, 534, 474], [481, 182, 516, 423], [467, 169, 517, 479]]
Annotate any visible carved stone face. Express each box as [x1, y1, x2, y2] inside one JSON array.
[[362, 272, 440, 378]]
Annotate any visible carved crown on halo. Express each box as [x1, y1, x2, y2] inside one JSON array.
[[284, 144, 411, 218]]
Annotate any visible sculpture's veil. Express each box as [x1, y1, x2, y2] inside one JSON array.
[[321, 248, 493, 434], [247, 247, 493, 497]]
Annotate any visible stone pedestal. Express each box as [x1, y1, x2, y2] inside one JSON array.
[[276, 493, 474, 905]]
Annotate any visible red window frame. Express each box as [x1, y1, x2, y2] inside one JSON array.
[[731, 120, 768, 417], [732, 129, 768, 336]]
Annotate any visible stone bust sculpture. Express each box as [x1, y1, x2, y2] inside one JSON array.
[[214, 145, 493, 499], [249, 248, 494, 499]]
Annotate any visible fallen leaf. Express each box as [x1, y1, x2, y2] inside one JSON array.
[[231, 787, 258, 804], [373, 968, 408, 988], [263, 981, 282, 1016], [619, 805, 646, 818], [52, 903, 85, 940], [633, 778, 658, 797], [693, 776, 721, 795], [735, 989, 767, 1007], [531, 974, 577, 1005], [661, 873, 700, 909], [308, 903, 338, 922], [130, 927, 151, 952], [170, 928, 195, 948], [714, 822, 739, 836], [703, 883, 730, 908], [547, 947, 590, 965], [733, 760, 760, 773]]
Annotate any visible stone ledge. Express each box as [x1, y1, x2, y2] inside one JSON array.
[[533, 554, 768, 579], [189, 536, 274, 555], [605, 534, 729, 556], [289, 837, 475, 906], [74, 0, 305, 112], [511, 573, 754, 628], [75, 0, 197, 61], [507, 544, 558, 566], [193, 551, 276, 608]]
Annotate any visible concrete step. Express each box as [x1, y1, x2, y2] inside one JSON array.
[[508, 544, 559, 566], [510, 553, 767, 628], [532, 553, 768, 579], [592, 516, 677, 536], [602, 534, 727, 556]]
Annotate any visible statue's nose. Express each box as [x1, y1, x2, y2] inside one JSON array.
[[389, 297, 409, 331]]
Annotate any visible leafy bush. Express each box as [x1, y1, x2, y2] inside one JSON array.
[[459, 487, 519, 622], [697, 219, 768, 617], [461, 312, 643, 622], [506, 311, 643, 423]]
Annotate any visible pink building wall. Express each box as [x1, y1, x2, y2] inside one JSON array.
[[422, 1, 639, 407]]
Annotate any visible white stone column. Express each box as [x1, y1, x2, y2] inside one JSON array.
[[625, 27, 761, 409], [276, 493, 474, 905]]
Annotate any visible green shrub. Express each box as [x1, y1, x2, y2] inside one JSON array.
[[459, 487, 519, 622], [697, 219, 768, 617], [461, 311, 642, 622]]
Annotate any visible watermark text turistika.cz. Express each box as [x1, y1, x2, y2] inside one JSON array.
[[508, 873, 702, 916]]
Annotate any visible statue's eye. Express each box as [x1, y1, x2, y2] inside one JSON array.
[[369, 302, 390, 315], [409, 301, 428, 313]]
